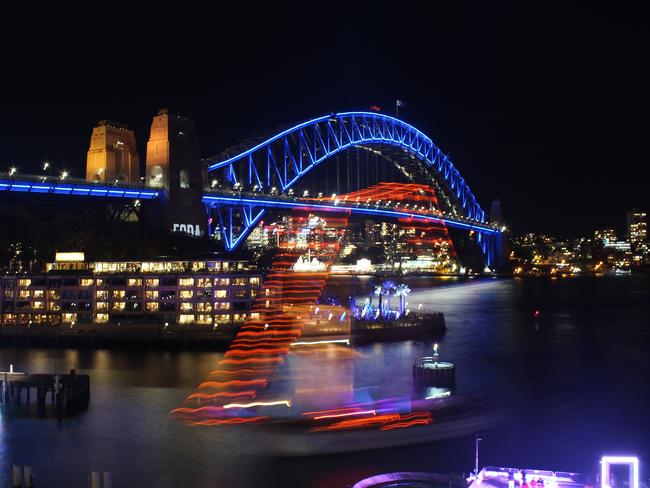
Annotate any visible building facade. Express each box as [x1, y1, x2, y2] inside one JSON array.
[[1, 256, 262, 328], [627, 209, 647, 244]]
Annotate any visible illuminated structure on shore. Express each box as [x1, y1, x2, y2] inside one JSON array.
[[86, 120, 140, 183], [0, 253, 261, 327]]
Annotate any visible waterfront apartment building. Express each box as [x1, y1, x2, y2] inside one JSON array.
[[0, 254, 262, 329], [627, 209, 647, 244]]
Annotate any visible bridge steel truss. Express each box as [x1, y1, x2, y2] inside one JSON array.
[[205, 111, 501, 266]]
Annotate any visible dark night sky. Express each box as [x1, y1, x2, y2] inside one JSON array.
[[0, 3, 648, 237]]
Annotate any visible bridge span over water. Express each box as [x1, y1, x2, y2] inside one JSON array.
[[204, 112, 502, 266], [0, 111, 503, 266]]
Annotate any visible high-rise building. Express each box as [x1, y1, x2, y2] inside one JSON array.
[[594, 228, 617, 244], [626, 209, 647, 244], [86, 120, 140, 183], [145, 109, 205, 236]]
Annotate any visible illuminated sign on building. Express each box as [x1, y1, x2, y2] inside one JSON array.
[[172, 224, 203, 237], [55, 252, 85, 262]]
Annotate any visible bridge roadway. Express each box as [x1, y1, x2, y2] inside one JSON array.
[[0, 175, 160, 200], [202, 190, 499, 234], [0, 175, 500, 238]]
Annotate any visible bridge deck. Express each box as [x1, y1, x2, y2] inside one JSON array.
[[202, 191, 499, 234], [0, 176, 160, 200]]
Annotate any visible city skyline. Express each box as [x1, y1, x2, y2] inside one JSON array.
[[2, 6, 650, 487], [1, 4, 648, 237]]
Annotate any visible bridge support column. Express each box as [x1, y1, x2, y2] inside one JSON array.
[[204, 202, 265, 251], [477, 230, 505, 270]]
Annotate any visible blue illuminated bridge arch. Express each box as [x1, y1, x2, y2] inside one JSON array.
[[204, 111, 502, 266]]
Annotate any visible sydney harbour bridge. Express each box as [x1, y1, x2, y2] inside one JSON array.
[[0, 111, 503, 268]]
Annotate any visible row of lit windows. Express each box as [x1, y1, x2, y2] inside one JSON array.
[[93, 260, 252, 274], [4, 289, 257, 300], [3, 289, 246, 301], [3, 276, 260, 289], [4, 301, 233, 311], [1, 312, 260, 325]]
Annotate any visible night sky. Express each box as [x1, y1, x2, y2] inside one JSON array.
[[1, 3, 648, 237]]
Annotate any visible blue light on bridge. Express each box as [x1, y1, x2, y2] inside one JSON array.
[[206, 111, 486, 224], [0, 179, 160, 200], [202, 195, 498, 234]]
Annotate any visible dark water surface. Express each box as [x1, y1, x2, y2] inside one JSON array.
[[2, 276, 649, 487]]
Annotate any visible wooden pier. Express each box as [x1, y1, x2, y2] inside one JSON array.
[[2, 368, 90, 416]]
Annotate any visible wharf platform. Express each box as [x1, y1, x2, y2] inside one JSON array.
[[2, 369, 90, 416]]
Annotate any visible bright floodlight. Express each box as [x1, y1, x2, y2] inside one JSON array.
[[9, 167, 17, 176], [43, 162, 49, 170], [601, 456, 639, 488], [61, 171, 68, 180]]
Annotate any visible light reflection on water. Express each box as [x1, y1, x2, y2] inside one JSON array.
[[0, 276, 649, 487]]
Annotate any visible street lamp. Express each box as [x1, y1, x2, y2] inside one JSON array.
[[61, 171, 68, 180], [9, 167, 17, 176]]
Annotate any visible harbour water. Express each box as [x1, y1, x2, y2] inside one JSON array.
[[1, 275, 649, 487]]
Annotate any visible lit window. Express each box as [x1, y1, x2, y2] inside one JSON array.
[[250, 277, 260, 286], [145, 278, 159, 287], [178, 314, 195, 324], [18, 290, 31, 299], [214, 289, 228, 298], [179, 302, 193, 312], [196, 278, 212, 287], [197, 302, 212, 312], [96, 290, 108, 300], [62, 313, 77, 323], [49, 302, 61, 311], [95, 279, 104, 287], [146, 290, 159, 299], [179, 278, 194, 287], [196, 314, 212, 325], [80, 278, 93, 287], [18, 279, 31, 287], [96, 302, 108, 311], [179, 290, 194, 299], [146, 302, 159, 312], [112, 302, 125, 311], [215, 314, 230, 323], [113, 290, 125, 299], [214, 302, 230, 310], [32, 301, 45, 310], [95, 314, 109, 323], [128, 278, 142, 287], [33, 290, 44, 298], [215, 278, 229, 286], [4, 290, 14, 299]]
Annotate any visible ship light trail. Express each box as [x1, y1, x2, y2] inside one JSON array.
[[223, 400, 292, 409], [313, 410, 376, 420], [291, 339, 350, 347]]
